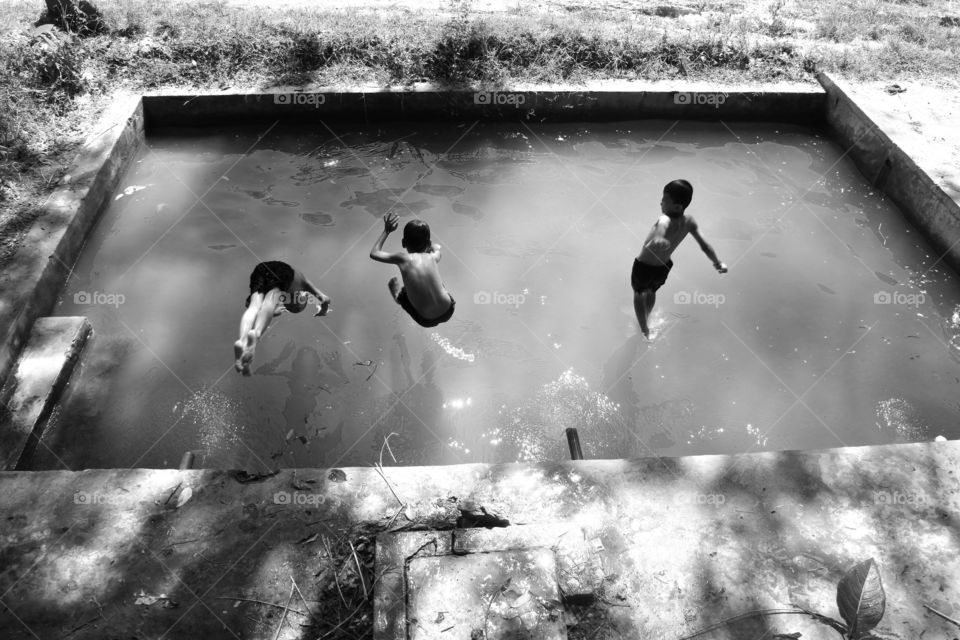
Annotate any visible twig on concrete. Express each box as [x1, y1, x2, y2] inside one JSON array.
[[321, 535, 347, 607], [404, 537, 438, 564], [65, 599, 104, 638], [373, 461, 404, 507], [317, 599, 366, 639], [676, 608, 838, 640], [291, 576, 312, 616], [163, 482, 182, 505], [349, 540, 368, 597], [384, 503, 411, 530], [483, 579, 511, 640], [272, 581, 296, 640], [925, 604, 960, 629], [214, 596, 307, 616]]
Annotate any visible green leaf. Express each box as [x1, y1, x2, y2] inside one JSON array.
[[836, 558, 885, 638]]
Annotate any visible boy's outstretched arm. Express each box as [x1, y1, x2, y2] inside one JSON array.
[[689, 221, 728, 273], [302, 279, 331, 316], [370, 212, 404, 264]]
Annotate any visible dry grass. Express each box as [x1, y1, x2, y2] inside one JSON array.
[[1, 0, 959, 262]]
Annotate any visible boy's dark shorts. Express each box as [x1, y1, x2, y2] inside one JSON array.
[[631, 258, 673, 293], [397, 289, 455, 328], [246, 260, 296, 308]]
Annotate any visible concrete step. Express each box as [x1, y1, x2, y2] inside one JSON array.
[[375, 523, 601, 640], [0, 316, 91, 470]]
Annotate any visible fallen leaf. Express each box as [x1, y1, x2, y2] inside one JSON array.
[[176, 487, 193, 509], [837, 558, 885, 638]]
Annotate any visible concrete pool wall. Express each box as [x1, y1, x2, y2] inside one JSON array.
[[1, 73, 959, 638], [1, 74, 958, 470]]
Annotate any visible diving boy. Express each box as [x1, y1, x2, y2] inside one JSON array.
[[370, 212, 455, 328], [234, 260, 331, 375], [632, 179, 727, 338]]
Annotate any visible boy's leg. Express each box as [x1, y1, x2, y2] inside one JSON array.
[[235, 298, 262, 371], [388, 277, 401, 302], [633, 290, 650, 338], [236, 291, 279, 375], [302, 278, 330, 315], [645, 290, 657, 334]]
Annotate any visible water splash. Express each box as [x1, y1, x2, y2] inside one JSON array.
[[942, 303, 960, 363], [431, 333, 476, 363], [492, 368, 630, 462], [178, 386, 244, 457], [875, 397, 929, 442]]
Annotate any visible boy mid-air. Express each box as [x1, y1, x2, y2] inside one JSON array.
[[234, 260, 331, 375], [632, 179, 728, 338], [370, 212, 455, 328]]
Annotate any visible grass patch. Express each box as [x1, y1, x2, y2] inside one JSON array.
[[1, 0, 959, 264]]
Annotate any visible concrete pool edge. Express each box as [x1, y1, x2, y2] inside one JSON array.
[[817, 72, 960, 275], [0, 94, 143, 391], [1, 78, 959, 471], [139, 85, 826, 127], [0, 440, 958, 638]]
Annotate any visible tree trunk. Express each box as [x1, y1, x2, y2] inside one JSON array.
[[41, 0, 107, 37]]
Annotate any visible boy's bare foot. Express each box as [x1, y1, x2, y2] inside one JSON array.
[[239, 330, 257, 376], [387, 277, 401, 301], [233, 339, 245, 372]]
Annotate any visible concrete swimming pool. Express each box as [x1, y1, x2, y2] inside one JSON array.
[[4, 77, 960, 471]]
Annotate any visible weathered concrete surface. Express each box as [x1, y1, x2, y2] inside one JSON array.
[[0, 94, 143, 389], [407, 548, 564, 640], [142, 87, 825, 128], [376, 524, 598, 640], [0, 317, 90, 470], [0, 441, 958, 639], [818, 72, 960, 276]]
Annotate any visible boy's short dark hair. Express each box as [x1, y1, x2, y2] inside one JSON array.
[[664, 179, 693, 208], [403, 219, 432, 253]]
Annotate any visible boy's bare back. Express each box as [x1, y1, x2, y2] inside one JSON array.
[[637, 213, 696, 266], [370, 212, 455, 326], [396, 248, 450, 318]]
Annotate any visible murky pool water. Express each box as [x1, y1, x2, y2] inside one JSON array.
[[29, 120, 960, 470]]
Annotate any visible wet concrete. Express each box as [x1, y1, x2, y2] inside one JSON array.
[[141, 86, 825, 128], [0, 440, 958, 638]]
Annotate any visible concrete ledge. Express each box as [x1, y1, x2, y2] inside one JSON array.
[[0, 441, 958, 638], [818, 71, 960, 274], [142, 88, 826, 128], [0, 95, 143, 389], [0, 316, 91, 471]]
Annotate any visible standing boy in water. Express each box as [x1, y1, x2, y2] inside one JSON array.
[[632, 179, 728, 338], [370, 212, 455, 327], [234, 260, 331, 375]]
